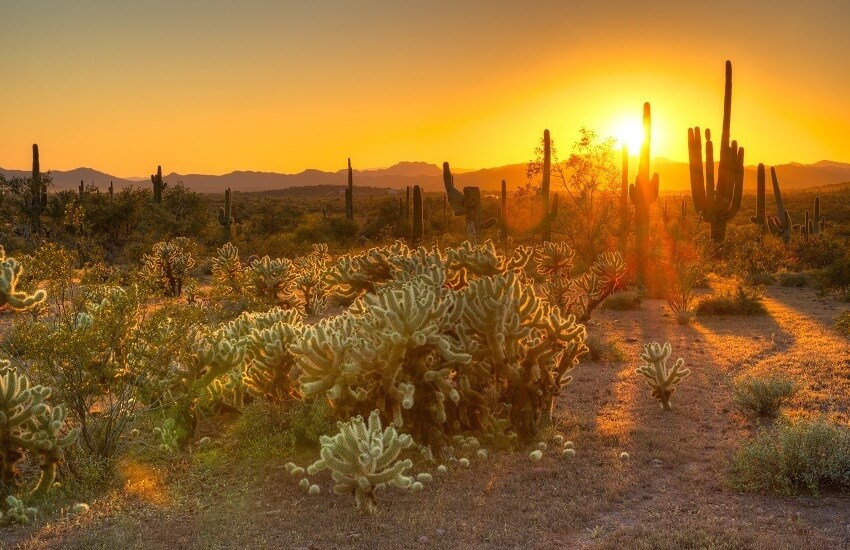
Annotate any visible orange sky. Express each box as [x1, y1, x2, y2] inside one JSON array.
[[2, 1, 849, 176]]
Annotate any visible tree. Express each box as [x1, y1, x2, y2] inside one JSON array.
[[527, 128, 620, 264]]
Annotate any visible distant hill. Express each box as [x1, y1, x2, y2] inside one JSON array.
[[2, 159, 850, 195]]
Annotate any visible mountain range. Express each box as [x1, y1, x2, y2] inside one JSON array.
[[2, 159, 849, 195]]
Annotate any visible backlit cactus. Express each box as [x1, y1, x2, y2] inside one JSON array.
[[443, 162, 495, 245], [411, 185, 423, 245], [688, 61, 744, 246], [0, 361, 77, 498], [307, 410, 414, 514], [751, 164, 767, 229], [243, 309, 304, 402], [151, 165, 167, 204], [247, 255, 297, 306], [629, 103, 659, 282], [141, 237, 195, 297], [537, 129, 560, 243], [218, 188, 233, 243], [635, 342, 690, 410], [0, 247, 47, 312], [345, 158, 354, 220], [766, 166, 792, 244], [211, 242, 244, 295]]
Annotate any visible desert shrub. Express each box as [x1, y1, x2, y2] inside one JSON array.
[[583, 333, 626, 362], [231, 399, 333, 461], [600, 289, 642, 311], [816, 254, 850, 291], [731, 419, 850, 495], [733, 375, 798, 418], [696, 286, 766, 316], [791, 231, 848, 270], [661, 240, 707, 325], [745, 271, 776, 286], [777, 271, 810, 287], [834, 310, 850, 338], [728, 233, 789, 279]]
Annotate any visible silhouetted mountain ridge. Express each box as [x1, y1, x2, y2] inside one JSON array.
[[2, 159, 849, 194]]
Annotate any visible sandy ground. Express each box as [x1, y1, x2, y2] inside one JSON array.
[[2, 285, 850, 549]]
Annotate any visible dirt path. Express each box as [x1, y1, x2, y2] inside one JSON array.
[[4, 287, 850, 549]]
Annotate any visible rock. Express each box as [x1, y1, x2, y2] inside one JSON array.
[[418, 535, 430, 544], [436, 528, 446, 536], [650, 459, 662, 468]]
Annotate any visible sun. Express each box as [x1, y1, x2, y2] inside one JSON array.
[[611, 119, 645, 153]]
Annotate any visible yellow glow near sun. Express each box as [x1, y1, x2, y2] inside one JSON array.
[[611, 119, 645, 152]]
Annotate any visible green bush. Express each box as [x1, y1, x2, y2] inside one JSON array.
[[583, 333, 626, 362], [733, 375, 797, 418], [834, 310, 850, 338], [731, 419, 850, 495], [231, 399, 333, 461], [777, 271, 810, 287], [600, 290, 642, 311], [696, 286, 766, 316]]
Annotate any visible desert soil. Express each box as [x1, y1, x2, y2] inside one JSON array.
[[2, 284, 849, 549]]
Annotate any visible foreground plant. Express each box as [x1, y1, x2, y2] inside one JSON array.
[[307, 410, 414, 515], [733, 375, 797, 419], [635, 342, 689, 410], [0, 361, 77, 498], [141, 237, 195, 297], [0, 246, 46, 311]]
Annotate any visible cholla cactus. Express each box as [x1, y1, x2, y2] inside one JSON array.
[[325, 242, 409, 302], [458, 273, 586, 437], [141, 237, 195, 297], [247, 256, 296, 306], [535, 241, 575, 279], [0, 361, 77, 497], [243, 309, 304, 402], [211, 242, 244, 295], [635, 342, 690, 410], [0, 495, 37, 525], [294, 245, 332, 315], [0, 247, 46, 311], [445, 240, 532, 288], [541, 250, 625, 324], [307, 410, 414, 515]]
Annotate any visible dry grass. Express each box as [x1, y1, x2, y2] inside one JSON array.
[[3, 285, 850, 549]]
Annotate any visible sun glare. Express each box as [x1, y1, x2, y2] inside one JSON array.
[[611, 119, 645, 152]]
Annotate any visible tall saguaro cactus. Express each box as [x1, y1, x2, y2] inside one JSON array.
[[766, 167, 791, 244], [443, 162, 493, 245], [499, 179, 508, 246], [27, 144, 47, 233], [151, 165, 167, 204], [538, 129, 559, 243], [688, 60, 744, 246], [345, 158, 354, 221], [411, 185, 423, 245], [751, 164, 767, 230], [218, 188, 234, 243], [629, 103, 659, 284]]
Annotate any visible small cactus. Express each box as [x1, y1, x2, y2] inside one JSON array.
[[635, 342, 690, 410]]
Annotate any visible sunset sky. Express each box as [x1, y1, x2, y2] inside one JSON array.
[[2, 1, 850, 176]]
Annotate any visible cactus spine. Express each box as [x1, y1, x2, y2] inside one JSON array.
[[619, 145, 630, 252], [411, 185, 423, 245], [766, 167, 791, 244], [628, 103, 659, 284], [345, 158, 354, 221], [687, 60, 744, 246], [751, 163, 767, 229], [218, 188, 233, 243], [151, 165, 166, 204]]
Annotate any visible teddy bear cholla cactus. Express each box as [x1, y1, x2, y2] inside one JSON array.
[[246, 256, 297, 306], [457, 272, 587, 437], [635, 342, 690, 410], [444, 240, 532, 288], [211, 242, 244, 295], [307, 409, 414, 515], [293, 246, 331, 315], [0, 246, 46, 311], [0, 361, 77, 497], [142, 237, 195, 297], [242, 309, 304, 402]]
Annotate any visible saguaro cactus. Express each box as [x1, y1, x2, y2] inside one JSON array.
[[766, 167, 791, 244], [499, 179, 508, 246], [443, 162, 493, 245], [629, 103, 659, 284], [687, 60, 744, 246], [345, 158, 354, 221], [538, 129, 559, 243], [108, 181, 114, 202], [751, 164, 767, 229], [151, 165, 167, 204], [78, 180, 84, 200], [809, 196, 822, 235], [218, 188, 233, 243], [619, 145, 630, 252], [411, 185, 423, 245], [27, 144, 47, 232]]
